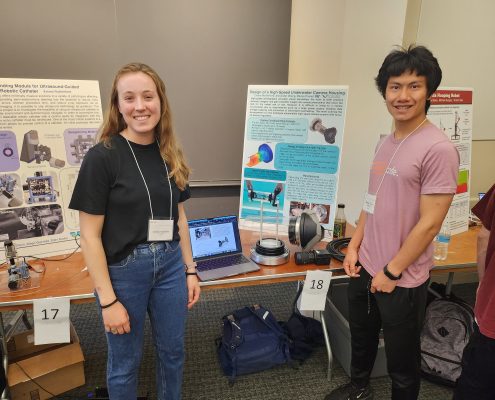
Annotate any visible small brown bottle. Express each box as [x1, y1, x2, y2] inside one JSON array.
[[333, 203, 347, 239]]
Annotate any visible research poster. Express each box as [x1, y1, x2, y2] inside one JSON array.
[[0, 78, 102, 258], [427, 87, 473, 235], [239, 85, 348, 237]]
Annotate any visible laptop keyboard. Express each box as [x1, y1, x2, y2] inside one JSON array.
[[196, 254, 249, 271]]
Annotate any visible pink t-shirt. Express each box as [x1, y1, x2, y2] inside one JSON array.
[[472, 183, 495, 339], [358, 124, 459, 288]]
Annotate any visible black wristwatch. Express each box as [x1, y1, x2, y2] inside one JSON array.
[[383, 264, 402, 280]]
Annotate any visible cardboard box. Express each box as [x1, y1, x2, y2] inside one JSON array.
[[7, 324, 85, 400], [323, 278, 388, 378]]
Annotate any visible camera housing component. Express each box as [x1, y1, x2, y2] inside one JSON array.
[[249, 202, 289, 266], [289, 210, 324, 251], [248, 185, 282, 207], [247, 143, 274, 167], [294, 248, 332, 266], [250, 237, 290, 266], [310, 118, 337, 144]]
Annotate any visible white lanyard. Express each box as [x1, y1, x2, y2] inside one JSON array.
[[372, 118, 427, 197], [124, 138, 173, 220]]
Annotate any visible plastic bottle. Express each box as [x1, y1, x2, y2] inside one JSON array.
[[333, 203, 347, 240], [434, 218, 451, 261]]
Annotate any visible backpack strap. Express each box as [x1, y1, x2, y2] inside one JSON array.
[[225, 314, 243, 348], [249, 305, 292, 363], [222, 313, 244, 383], [291, 284, 304, 315]]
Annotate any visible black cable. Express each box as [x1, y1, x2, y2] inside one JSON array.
[[326, 237, 352, 263], [14, 362, 59, 399]]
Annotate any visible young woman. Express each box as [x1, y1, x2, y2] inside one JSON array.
[[69, 63, 200, 400]]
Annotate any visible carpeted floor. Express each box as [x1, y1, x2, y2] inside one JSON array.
[[11, 281, 477, 399]]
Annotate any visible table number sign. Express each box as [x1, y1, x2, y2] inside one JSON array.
[[33, 297, 70, 345], [299, 270, 332, 311]]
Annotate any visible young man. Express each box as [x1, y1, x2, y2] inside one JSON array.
[[454, 184, 495, 400], [324, 45, 459, 400]]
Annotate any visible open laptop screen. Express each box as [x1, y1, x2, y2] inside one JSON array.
[[188, 215, 242, 260]]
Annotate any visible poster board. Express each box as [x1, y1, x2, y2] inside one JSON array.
[[0, 78, 102, 259], [239, 85, 348, 238], [427, 87, 473, 235]]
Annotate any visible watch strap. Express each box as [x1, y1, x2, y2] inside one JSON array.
[[383, 264, 402, 280]]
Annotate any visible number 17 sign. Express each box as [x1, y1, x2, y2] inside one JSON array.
[[299, 270, 332, 311], [33, 297, 70, 345]]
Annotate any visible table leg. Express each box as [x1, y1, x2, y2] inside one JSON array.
[[445, 272, 455, 297], [319, 310, 332, 382], [0, 313, 11, 400]]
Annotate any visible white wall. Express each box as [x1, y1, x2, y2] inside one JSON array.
[[289, 0, 346, 84], [417, 0, 495, 201], [417, 0, 495, 141], [289, 0, 408, 222]]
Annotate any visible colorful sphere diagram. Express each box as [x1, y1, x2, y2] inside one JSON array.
[[247, 143, 273, 167]]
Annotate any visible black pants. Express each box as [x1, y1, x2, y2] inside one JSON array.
[[348, 268, 429, 400], [454, 324, 495, 400]]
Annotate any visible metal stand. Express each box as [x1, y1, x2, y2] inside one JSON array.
[[319, 310, 333, 381]]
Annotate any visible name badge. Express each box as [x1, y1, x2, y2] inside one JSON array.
[[148, 219, 173, 241], [363, 192, 376, 214]]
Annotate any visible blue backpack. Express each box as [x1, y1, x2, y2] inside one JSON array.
[[216, 304, 291, 383]]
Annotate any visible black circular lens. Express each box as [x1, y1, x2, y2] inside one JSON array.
[[294, 251, 316, 265]]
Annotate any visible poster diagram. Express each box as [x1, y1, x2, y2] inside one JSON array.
[[427, 87, 473, 235], [0, 77, 102, 257], [239, 86, 348, 235]]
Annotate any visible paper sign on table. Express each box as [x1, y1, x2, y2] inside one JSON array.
[[33, 297, 70, 345], [299, 270, 332, 311]]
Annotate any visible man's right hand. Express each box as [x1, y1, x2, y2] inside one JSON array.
[[343, 247, 361, 278]]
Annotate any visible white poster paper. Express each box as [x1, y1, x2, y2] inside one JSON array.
[[239, 85, 348, 238], [299, 270, 332, 311], [427, 87, 473, 235], [0, 78, 102, 257], [33, 296, 70, 344]]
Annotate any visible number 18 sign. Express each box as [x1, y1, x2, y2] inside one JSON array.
[[299, 270, 332, 311], [33, 297, 70, 345]]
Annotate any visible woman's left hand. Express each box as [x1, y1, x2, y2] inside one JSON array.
[[186, 274, 201, 309]]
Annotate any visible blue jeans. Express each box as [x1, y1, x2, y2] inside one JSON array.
[[102, 241, 187, 400]]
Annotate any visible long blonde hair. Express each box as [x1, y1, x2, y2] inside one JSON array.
[[99, 62, 191, 189]]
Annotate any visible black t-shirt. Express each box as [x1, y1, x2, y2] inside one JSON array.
[[69, 134, 190, 264]]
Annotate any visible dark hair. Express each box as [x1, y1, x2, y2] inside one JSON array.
[[375, 45, 442, 113]]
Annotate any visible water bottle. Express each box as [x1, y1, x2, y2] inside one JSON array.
[[333, 203, 347, 239], [433, 220, 451, 261]]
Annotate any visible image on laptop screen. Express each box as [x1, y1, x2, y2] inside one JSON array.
[[188, 215, 242, 260]]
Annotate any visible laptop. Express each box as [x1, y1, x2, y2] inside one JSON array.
[[188, 215, 260, 281]]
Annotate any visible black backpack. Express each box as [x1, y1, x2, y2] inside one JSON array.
[[420, 296, 475, 386], [279, 285, 325, 362], [216, 304, 291, 383]]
